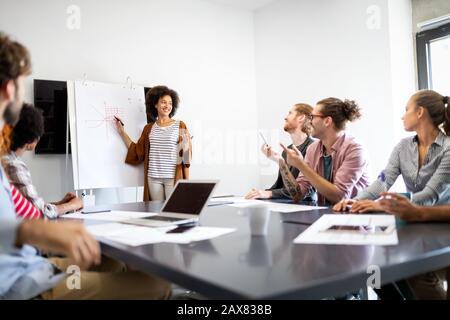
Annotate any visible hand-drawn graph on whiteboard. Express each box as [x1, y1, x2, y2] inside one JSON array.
[[73, 80, 146, 189], [84, 102, 125, 141]]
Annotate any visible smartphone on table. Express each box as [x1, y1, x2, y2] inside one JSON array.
[[166, 225, 196, 234]]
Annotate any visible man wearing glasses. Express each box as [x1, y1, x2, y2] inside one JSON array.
[[280, 97, 371, 205]]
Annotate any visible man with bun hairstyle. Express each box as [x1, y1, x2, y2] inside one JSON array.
[[280, 97, 371, 205]]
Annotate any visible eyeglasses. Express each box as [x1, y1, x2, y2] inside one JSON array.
[[307, 113, 327, 121]]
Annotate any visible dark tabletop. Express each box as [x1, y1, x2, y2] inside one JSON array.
[[80, 201, 450, 299]]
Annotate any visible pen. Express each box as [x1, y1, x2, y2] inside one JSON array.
[[281, 220, 312, 226], [81, 209, 111, 214], [208, 201, 234, 207], [259, 132, 268, 146], [114, 116, 124, 126]]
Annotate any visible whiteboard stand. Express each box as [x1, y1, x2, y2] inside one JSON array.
[[65, 103, 70, 196]]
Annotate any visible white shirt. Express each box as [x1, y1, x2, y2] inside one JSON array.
[[148, 120, 180, 179]]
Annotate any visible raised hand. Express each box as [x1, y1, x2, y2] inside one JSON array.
[[261, 144, 282, 162], [280, 143, 303, 168]]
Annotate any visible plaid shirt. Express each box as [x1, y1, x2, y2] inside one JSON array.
[[1, 152, 58, 219]]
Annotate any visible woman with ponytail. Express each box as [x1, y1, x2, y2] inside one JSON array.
[[337, 92, 450, 300], [443, 95, 450, 134], [334, 90, 450, 213]]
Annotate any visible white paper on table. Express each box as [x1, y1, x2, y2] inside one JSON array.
[[86, 223, 169, 246], [65, 210, 157, 222], [86, 223, 236, 247], [262, 202, 327, 213], [293, 214, 398, 246], [217, 197, 326, 212]]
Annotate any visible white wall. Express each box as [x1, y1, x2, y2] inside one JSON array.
[[388, 0, 416, 141], [254, 0, 415, 188], [0, 0, 259, 203]]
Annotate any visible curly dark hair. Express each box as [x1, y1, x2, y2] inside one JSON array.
[[0, 32, 31, 87], [145, 85, 180, 123], [316, 97, 362, 131], [10, 103, 44, 151]]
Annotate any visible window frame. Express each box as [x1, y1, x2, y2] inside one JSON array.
[[416, 22, 450, 90]]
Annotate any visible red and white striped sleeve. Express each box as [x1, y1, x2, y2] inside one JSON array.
[[10, 184, 42, 220]]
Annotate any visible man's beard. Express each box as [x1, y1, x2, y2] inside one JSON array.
[[311, 126, 320, 139], [3, 100, 21, 126]]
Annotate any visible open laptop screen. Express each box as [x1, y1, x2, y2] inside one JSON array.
[[162, 182, 216, 215]]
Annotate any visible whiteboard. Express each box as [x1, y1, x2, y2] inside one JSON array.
[[69, 80, 146, 190]]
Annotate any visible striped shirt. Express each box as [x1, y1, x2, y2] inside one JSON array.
[[10, 184, 42, 220], [355, 132, 450, 205], [2, 152, 58, 219], [148, 120, 180, 179]]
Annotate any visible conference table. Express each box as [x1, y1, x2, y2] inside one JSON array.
[[80, 200, 450, 299]]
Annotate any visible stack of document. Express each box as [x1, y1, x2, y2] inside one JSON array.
[[86, 223, 235, 247], [65, 210, 236, 246]]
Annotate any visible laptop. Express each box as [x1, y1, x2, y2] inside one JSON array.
[[123, 180, 218, 227]]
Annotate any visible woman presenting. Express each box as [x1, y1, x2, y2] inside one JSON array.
[[116, 85, 192, 201]]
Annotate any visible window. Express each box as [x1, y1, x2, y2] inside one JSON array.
[[416, 22, 450, 91]]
